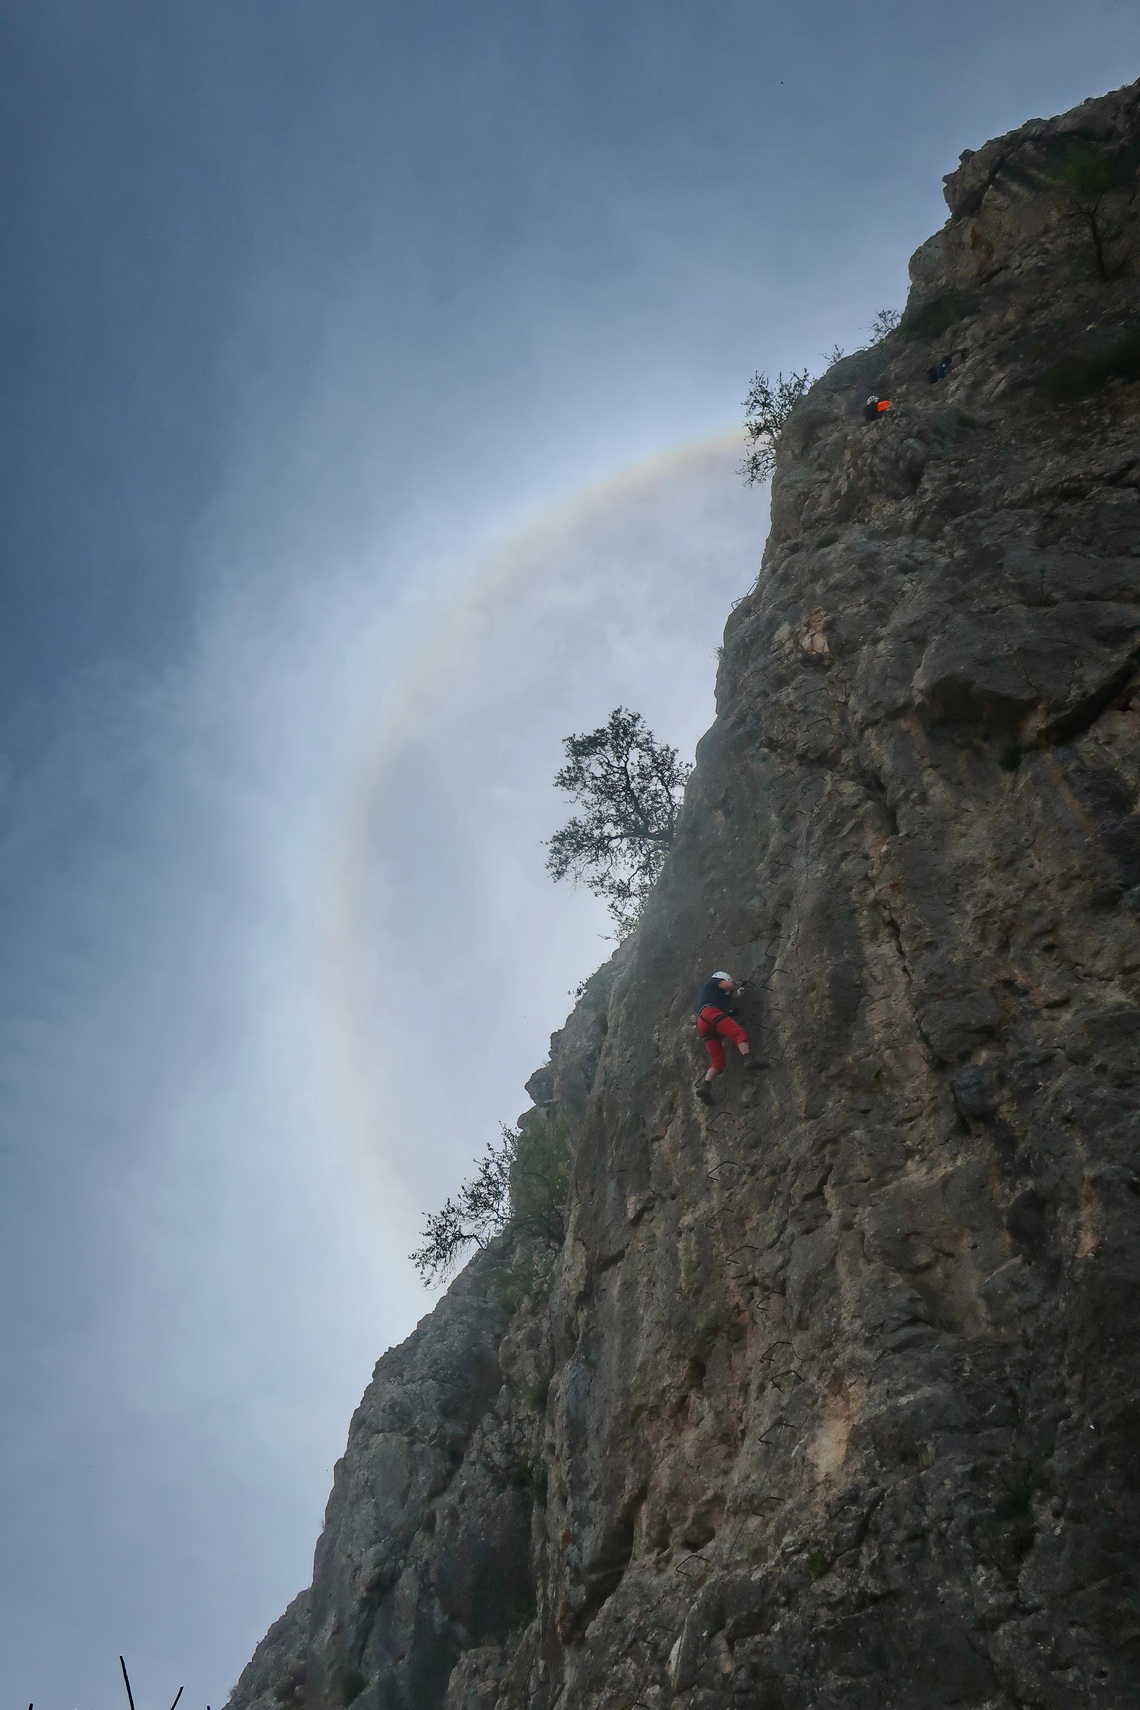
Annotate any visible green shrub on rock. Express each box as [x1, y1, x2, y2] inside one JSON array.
[[1041, 325, 1140, 401], [740, 368, 813, 486], [410, 1116, 571, 1288], [900, 289, 976, 342], [1046, 139, 1134, 280]]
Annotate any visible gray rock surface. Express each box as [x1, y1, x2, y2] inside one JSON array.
[[227, 78, 1140, 1710], [225, 959, 616, 1710]]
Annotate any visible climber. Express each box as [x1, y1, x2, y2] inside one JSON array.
[[927, 347, 968, 384], [694, 971, 761, 1104], [863, 394, 892, 421]]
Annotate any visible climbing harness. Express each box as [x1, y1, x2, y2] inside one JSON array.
[[696, 1005, 731, 1039]]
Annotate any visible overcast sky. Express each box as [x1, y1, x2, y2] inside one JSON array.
[[1, 4, 1136, 1707]]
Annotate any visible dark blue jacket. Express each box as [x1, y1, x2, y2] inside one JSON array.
[[695, 977, 736, 1016]]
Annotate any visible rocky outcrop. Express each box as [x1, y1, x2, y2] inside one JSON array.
[[226, 1254, 530, 1710], [225, 960, 616, 1710], [228, 79, 1140, 1710]]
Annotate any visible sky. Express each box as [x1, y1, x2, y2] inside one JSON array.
[[0, 3, 1136, 1706]]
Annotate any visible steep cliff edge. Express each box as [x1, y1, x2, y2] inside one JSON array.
[[229, 80, 1140, 1710]]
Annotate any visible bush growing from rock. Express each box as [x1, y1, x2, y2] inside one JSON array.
[[1047, 139, 1133, 280], [410, 1117, 571, 1286], [546, 707, 690, 935], [867, 306, 901, 340], [739, 368, 812, 485], [900, 288, 975, 341], [1041, 323, 1140, 401]]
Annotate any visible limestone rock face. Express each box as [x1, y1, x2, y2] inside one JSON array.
[[228, 1255, 530, 1710], [225, 960, 616, 1710], [227, 79, 1140, 1710]]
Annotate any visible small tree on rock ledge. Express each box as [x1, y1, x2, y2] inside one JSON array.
[[545, 707, 690, 935], [410, 1119, 570, 1288], [1047, 140, 1134, 281], [740, 367, 812, 485]]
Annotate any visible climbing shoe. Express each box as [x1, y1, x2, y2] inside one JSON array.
[[743, 1057, 768, 1072], [696, 1081, 715, 1105]]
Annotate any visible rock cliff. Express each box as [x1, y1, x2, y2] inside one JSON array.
[[228, 79, 1140, 1710]]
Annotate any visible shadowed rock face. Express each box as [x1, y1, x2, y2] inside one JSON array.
[[224, 960, 618, 1710], [223, 1255, 533, 1710], [227, 79, 1140, 1710]]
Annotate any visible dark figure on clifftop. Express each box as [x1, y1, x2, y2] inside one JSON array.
[[694, 971, 761, 1104]]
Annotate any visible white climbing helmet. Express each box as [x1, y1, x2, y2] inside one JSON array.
[[712, 970, 734, 982]]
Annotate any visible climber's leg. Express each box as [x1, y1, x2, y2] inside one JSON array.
[[704, 1035, 728, 1077], [716, 1014, 765, 1072], [717, 1014, 748, 1057]]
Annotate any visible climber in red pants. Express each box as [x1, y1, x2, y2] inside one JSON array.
[[694, 971, 762, 1104]]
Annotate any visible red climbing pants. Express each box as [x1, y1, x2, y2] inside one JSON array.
[[696, 1006, 749, 1073]]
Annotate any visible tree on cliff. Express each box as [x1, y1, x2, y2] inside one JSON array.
[[740, 367, 812, 485], [410, 1118, 569, 1286], [409, 1129, 515, 1282], [545, 706, 691, 934], [1046, 140, 1133, 280]]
